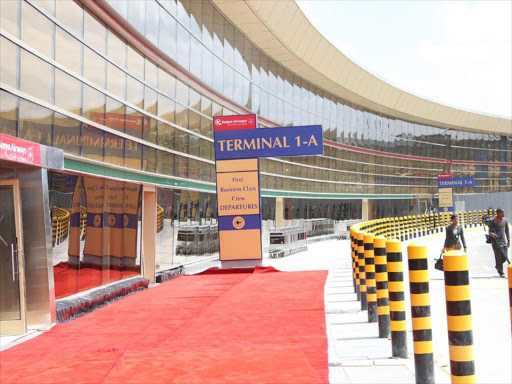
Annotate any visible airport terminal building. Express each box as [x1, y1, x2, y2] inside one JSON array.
[[0, 0, 511, 334]]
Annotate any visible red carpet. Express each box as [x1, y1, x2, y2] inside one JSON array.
[[0, 267, 328, 384]]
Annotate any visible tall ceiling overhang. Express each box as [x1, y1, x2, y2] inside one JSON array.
[[213, 0, 511, 135]]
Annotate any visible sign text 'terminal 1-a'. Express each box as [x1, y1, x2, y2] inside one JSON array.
[[214, 125, 323, 160]]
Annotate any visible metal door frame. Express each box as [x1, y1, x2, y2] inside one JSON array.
[[0, 179, 26, 335]]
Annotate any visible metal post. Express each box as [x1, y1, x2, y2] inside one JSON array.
[[357, 231, 367, 310], [407, 243, 435, 384], [444, 250, 475, 383], [364, 233, 377, 323], [374, 235, 390, 338], [386, 239, 407, 358]]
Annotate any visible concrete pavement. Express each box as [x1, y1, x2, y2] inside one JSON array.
[[263, 228, 511, 384]]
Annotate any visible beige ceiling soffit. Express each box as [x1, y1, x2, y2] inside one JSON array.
[[212, 0, 511, 134]]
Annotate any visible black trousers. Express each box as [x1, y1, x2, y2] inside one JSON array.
[[491, 242, 508, 274]]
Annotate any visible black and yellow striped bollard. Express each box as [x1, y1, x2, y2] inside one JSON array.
[[364, 233, 377, 322], [374, 236, 390, 338], [444, 250, 475, 383], [386, 239, 407, 358], [407, 243, 434, 384], [353, 230, 360, 299], [350, 229, 356, 293], [358, 231, 367, 310]]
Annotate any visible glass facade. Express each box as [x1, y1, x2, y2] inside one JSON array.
[[1, 0, 510, 301], [0, 0, 510, 198]]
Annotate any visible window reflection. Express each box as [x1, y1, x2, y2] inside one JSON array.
[[50, 172, 142, 299]]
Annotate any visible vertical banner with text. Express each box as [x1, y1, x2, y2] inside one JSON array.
[[214, 115, 262, 261]]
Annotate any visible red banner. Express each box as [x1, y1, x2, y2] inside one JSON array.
[[213, 114, 257, 131], [0, 133, 42, 166], [437, 173, 452, 179]]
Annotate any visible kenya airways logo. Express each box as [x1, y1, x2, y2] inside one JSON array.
[[214, 119, 223, 126]]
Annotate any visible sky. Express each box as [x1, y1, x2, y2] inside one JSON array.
[[296, 0, 512, 119]]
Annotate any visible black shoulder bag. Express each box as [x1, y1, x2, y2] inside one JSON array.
[[434, 252, 443, 271]]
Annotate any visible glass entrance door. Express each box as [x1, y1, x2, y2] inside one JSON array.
[[0, 179, 26, 335]]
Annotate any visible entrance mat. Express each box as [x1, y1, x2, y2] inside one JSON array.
[[0, 267, 328, 383]]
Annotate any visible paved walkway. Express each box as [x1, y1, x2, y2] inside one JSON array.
[[2, 228, 510, 383], [262, 229, 510, 384]]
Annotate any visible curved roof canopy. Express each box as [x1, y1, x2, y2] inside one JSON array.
[[213, 0, 511, 135]]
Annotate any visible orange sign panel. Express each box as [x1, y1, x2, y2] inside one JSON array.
[[216, 171, 260, 216]]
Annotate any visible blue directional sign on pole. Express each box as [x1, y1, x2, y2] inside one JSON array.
[[214, 125, 323, 160], [438, 177, 475, 189]]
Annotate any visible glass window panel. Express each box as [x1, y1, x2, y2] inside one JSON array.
[[202, 0, 214, 49], [176, 79, 189, 106], [145, 0, 159, 45], [0, 91, 19, 137], [0, 37, 19, 89], [158, 94, 175, 123], [104, 131, 125, 166], [175, 103, 188, 130], [124, 138, 142, 170], [224, 22, 234, 66], [144, 86, 158, 115], [177, 24, 191, 70], [55, 69, 81, 115], [223, 65, 234, 100], [201, 46, 213, 87], [107, 30, 126, 67], [213, 8, 224, 57], [84, 47, 106, 88], [55, 0, 83, 37], [33, 0, 54, 15], [125, 107, 143, 139], [175, 155, 188, 178], [127, 0, 145, 34], [190, 0, 202, 39], [177, 0, 191, 28], [189, 89, 201, 111], [157, 149, 174, 175], [84, 8, 106, 53], [188, 110, 200, 134], [127, 46, 144, 80], [189, 134, 199, 156], [159, 6, 177, 60], [158, 68, 176, 98], [19, 99, 52, 146], [20, 50, 53, 104], [127, 76, 144, 108], [107, 62, 126, 100], [158, 121, 175, 149], [144, 118, 158, 144], [213, 56, 223, 93], [105, 97, 125, 133], [53, 113, 80, 155], [82, 84, 105, 122], [143, 146, 156, 173], [190, 36, 202, 78], [55, 27, 82, 75], [144, 59, 158, 88], [22, 1, 53, 58], [1, 0, 20, 38]]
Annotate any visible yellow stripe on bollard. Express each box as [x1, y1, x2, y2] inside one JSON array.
[[444, 250, 475, 383], [364, 233, 377, 323], [407, 243, 434, 384], [374, 235, 390, 338], [386, 239, 407, 358], [357, 231, 367, 311]]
